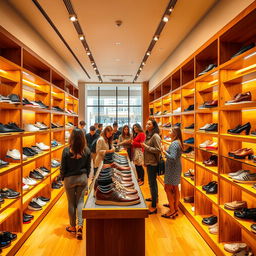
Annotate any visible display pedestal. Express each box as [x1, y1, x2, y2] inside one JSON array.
[[83, 164, 148, 256]]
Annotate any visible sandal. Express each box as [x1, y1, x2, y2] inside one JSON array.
[[66, 226, 76, 233], [161, 210, 178, 219], [163, 204, 170, 208], [76, 226, 83, 240]]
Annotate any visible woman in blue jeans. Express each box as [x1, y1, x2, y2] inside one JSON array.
[[60, 128, 91, 240], [141, 119, 161, 214]]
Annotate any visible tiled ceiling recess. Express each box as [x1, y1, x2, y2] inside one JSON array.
[[133, 0, 177, 82], [9, 0, 217, 83], [62, 0, 103, 83]]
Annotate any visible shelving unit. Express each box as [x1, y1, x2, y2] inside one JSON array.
[[150, 3, 256, 255], [0, 27, 79, 256]]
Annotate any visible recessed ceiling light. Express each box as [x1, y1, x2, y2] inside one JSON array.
[[87, 52, 91, 55], [139, 67, 142, 71], [153, 36, 159, 41], [142, 62, 145, 66], [163, 15, 169, 22], [114, 42, 121, 45], [79, 34, 85, 40], [91, 62, 95, 66], [146, 51, 151, 56], [115, 58, 120, 62], [69, 15, 77, 22], [94, 67, 97, 70], [168, 7, 173, 13]]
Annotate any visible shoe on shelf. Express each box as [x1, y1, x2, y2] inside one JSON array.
[[231, 42, 255, 59], [225, 92, 252, 105], [184, 104, 194, 112], [228, 169, 249, 178], [202, 215, 217, 225], [23, 216, 31, 224], [202, 181, 217, 191], [32, 197, 47, 207], [36, 142, 50, 151], [224, 243, 247, 253], [23, 147, 36, 157], [199, 140, 213, 148], [1, 232, 17, 242], [0, 123, 18, 133], [6, 149, 27, 160], [206, 142, 218, 150], [183, 196, 194, 203], [28, 201, 42, 211], [8, 94, 21, 104], [199, 123, 211, 130], [29, 170, 44, 180], [173, 107, 181, 113], [205, 123, 218, 132], [183, 169, 194, 177], [38, 196, 50, 202], [209, 225, 218, 235], [234, 208, 256, 220], [0, 94, 11, 103], [204, 100, 218, 108], [233, 148, 254, 159], [228, 122, 251, 135], [22, 183, 29, 191], [224, 201, 247, 210], [0, 188, 20, 199], [198, 64, 217, 76], [52, 182, 61, 189], [184, 123, 194, 129], [0, 194, 5, 203], [183, 137, 194, 144], [203, 155, 218, 166], [34, 122, 49, 130], [24, 124, 40, 132], [232, 172, 256, 184], [0, 159, 9, 168], [23, 177, 37, 186]]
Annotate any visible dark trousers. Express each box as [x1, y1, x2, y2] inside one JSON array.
[[147, 165, 158, 208], [135, 165, 144, 181]]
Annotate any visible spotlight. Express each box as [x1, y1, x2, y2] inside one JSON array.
[[79, 34, 85, 40], [163, 15, 169, 22], [168, 7, 173, 13], [139, 67, 142, 71], [146, 51, 151, 56], [87, 52, 91, 56], [91, 62, 95, 66], [94, 67, 97, 70], [69, 15, 77, 22], [142, 62, 145, 66], [153, 35, 159, 41]]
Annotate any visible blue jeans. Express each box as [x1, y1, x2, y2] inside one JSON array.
[[147, 165, 158, 208]]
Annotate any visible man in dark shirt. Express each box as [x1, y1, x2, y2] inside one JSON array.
[[113, 122, 121, 144], [96, 123, 103, 135], [86, 126, 100, 175]]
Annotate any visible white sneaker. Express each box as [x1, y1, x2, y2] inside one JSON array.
[[0, 95, 11, 103], [173, 107, 181, 113], [199, 123, 211, 130], [30, 101, 41, 108], [36, 142, 50, 150], [23, 177, 37, 186], [23, 183, 29, 190], [206, 142, 218, 150], [32, 197, 46, 206], [224, 243, 247, 253], [6, 149, 27, 160], [25, 124, 40, 132], [199, 140, 213, 148]]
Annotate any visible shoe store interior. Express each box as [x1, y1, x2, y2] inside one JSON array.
[[0, 0, 256, 255]]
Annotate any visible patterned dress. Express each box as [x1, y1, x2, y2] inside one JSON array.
[[164, 140, 182, 185]]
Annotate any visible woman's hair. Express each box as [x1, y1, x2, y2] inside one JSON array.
[[121, 125, 130, 138], [171, 126, 183, 150], [102, 125, 113, 144], [146, 119, 160, 137], [132, 123, 144, 138], [69, 128, 87, 158]]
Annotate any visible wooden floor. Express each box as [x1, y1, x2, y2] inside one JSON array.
[[15, 179, 215, 256]]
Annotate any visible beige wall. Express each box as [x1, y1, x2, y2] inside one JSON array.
[[0, 1, 79, 85], [149, 0, 255, 91]]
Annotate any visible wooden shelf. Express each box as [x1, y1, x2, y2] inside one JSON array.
[[196, 161, 218, 175], [197, 147, 218, 155], [222, 154, 256, 168], [223, 70, 256, 85], [0, 163, 21, 175], [0, 103, 21, 110], [182, 129, 195, 134], [0, 198, 20, 215], [51, 187, 64, 201], [220, 102, 256, 110], [51, 169, 60, 180], [22, 151, 50, 165], [23, 130, 50, 136], [181, 111, 195, 115], [182, 154, 195, 163], [196, 130, 218, 136], [196, 108, 219, 113], [220, 133, 256, 143], [0, 207, 17, 224], [196, 186, 218, 205], [51, 144, 64, 152], [22, 106, 51, 113], [23, 183, 48, 205], [182, 176, 195, 186]]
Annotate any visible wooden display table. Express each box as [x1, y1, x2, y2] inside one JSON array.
[[83, 164, 148, 256]]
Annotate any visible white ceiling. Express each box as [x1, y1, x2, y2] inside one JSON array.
[[8, 0, 217, 83]]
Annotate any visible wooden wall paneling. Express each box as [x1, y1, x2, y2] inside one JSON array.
[[142, 81, 149, 130], [195, 190, 212, 216], [182, 58, 195, 85]]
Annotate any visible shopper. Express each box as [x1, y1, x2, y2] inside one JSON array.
[[161, 126, 183, 219], [113, 122, 121, 144], [132, 123, 146, 186], [118, 124, 132, 159], [79, 120, 86, 134], [96, 123, 103, 135], [86, 126, 100, 175], [95, 126, 115, 171], [60, 128, 91, 240], [141, 119, 161, 214]]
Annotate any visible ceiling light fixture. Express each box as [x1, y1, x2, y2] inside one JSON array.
[[163, 15, 169, 22], [69, 14, 77, 22], [133, 0, 177, 82], [91, 62, 95, 66], [79, 34, 85, 41], [153, 35, 159, 41], [94, 67, 97, 70], [87, 51, 91, 56]]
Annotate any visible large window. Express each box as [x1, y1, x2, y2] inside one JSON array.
[[86, 84, 142, 129]]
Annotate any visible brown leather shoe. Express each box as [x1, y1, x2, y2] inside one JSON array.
[[95, 187, 140, 206], [113, 173, 132, 182], [113, 180, 138, 195], [228, 148, 244, 157], [234, 148, 254, 159], [113, 169, 132, 178], [111, 162, 131, 171], [205, 99, 218, 108], [224, 201, 247, 210], [226, 91, 252, 104], [112, 176, 134, 188]]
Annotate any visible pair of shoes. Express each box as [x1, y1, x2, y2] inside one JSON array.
[[230, 170, 256, 184], [224, 243, 248, 253], [228, 122, 251, 135], [228, 148, 254, 159], [203, 155, 218, 166], [6, 149, 27, 160], [199, 100, 218, 109], [199, 140, 218, 150], [202, 181, 218, 194], [161, 210, 178, 219], [225, 92, 252, 105]]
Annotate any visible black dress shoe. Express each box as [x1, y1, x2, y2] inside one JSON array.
[[231, 42, 255, 59], [206, 183, 218, 194], [24, 213, 34, 219], [184, 105, 194, 112], [0, 194, 4, 203], [198, 64, 217, 76], [0, 159, 9, 168], [23, 147, 35, 157], [184, 147, 193, 153], [29, 171, 44, 180], [202, 215, 217, 225], [5, 122, 24, 132], [202, 181, 217, 191], [38, 196, 50, 202], [185, 123, 194, 129], [0, 123, 17, 133], [205, 123, 218, 132], [234, 208, 256, 220], [1, 232, 17, 241], [227, 122, 251, 135], [0, 188, 20, 199]]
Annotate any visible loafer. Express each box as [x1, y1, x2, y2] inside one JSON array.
[[224, 243, 247, 253], [234, 208, 256, 220], [202, 215, 217, 225], [202, 181, 217, 191], [206, 182, 218, 194], [0, 188, 20, 199], [224, 201, 247, 210], [225, 92, 252, 105]]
